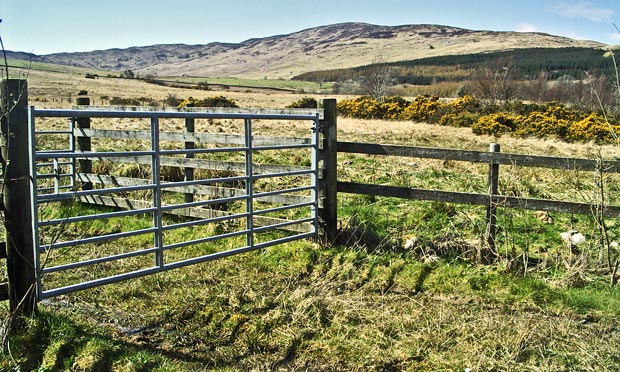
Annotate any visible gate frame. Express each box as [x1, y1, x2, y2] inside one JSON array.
[[1, 79, 335, 317]]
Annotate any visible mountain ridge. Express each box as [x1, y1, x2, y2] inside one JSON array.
[[7, 22, 609, 79]]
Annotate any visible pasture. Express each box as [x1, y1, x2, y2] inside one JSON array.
[[2, 69, 620, 371]]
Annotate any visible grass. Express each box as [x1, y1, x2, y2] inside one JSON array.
[[2, 70, 620, 370], [4, 245, 620, 371], [167, 76, 334, 93]]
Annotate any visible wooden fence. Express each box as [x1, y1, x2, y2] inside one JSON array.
[[321, 118, 620, 252]]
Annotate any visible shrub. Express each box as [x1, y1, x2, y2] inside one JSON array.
[[286, 97, 318, 109], [178, 96, 239, 108], [514, 111, 571, 138], [401, 94, 445, 122], [438, 112, 480, 128], [567, 113, 620, 143], [337, 96, 383, 119], [109, 96, 142, 106], [472, 112, 522, 136], [450, 95, 480, 113]]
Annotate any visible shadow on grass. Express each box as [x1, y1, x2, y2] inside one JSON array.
[[4, 310, 224, 371]]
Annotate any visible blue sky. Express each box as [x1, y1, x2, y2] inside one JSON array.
[[2, 0, 620, 55]]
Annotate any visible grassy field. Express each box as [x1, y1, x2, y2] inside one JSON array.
[[2, 69, 620, 371]]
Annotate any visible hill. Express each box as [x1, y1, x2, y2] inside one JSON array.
[[7, 22, 609, 79]]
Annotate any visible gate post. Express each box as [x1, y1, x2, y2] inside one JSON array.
[[76, 96, 92, 190], [1, 79, 37, 318], [318, 99, 338, 243]]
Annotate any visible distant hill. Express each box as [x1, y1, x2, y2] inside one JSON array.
[[7, 22, 609, 79]]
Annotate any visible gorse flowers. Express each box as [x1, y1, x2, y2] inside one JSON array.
[[336, 95, 620, 144]]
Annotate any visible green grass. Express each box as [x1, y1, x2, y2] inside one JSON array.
[[165, 76, 333, 93], [3, 243, 620, 371], [7, 58, 112, 76]]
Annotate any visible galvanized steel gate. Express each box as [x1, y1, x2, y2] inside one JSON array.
[[28, 107, 321, 299]]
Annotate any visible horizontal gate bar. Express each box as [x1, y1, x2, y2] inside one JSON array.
[[252, 217, 315, 234], [163, 229, 250, 251], [39, 227, 158, 251], [162, 211, 249, 231], [39, 206, 157, 227], [41, 247, 159, 274], [33, 108, 321, 121], [37, 183, 157, 203]]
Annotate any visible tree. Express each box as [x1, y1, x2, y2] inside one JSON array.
[[468, 58, 516, 103], [360, 60, 392, 103], [121, 69, 135, 79]]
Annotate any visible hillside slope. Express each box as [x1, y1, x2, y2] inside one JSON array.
[[9, 22, 608, 79]]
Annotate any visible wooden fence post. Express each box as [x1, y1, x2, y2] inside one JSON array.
[[485, 143, 500, 260], [318, 99, 338, 243], [76, 96, 92, 190], [184, 118, 195, 203], [1, 79, 37, 317]]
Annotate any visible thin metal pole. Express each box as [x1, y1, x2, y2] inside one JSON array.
[[184, 117, 195, 203], [69, 117, 76, 191], [310, 114, 320, 236], [28, 106, 42, 302], [245, 119, 254, 248], [151, 117, 164, 268]]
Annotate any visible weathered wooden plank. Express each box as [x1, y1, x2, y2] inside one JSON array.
[[75, 128, 311, 146], [78, 195, 312, 233], [77, 173, 312, 205], [88, 155, 310, 175], [338, 181, 620, 217], [496, 195, 620, 217], [337, 141, 620, 172], [338, 142, 490, 163], [337, 182, 489, 205]]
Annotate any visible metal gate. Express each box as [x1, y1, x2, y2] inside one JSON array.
[[29, 107, 321, 299]]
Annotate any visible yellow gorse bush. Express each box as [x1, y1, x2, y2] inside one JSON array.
[[567, 113, 620, 143], [336, 94, 620, 144]]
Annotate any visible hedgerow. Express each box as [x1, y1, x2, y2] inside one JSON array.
[[337, 95, 620, 144]]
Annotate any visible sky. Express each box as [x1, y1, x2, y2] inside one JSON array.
[[2, 0, 620, 55]]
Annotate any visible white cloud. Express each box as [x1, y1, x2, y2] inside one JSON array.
[[517, 22, 539, 32], [551, 1, 614, 22]]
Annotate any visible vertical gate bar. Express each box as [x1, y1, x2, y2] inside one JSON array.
[[75, 96, 92, 191], [151, 116, 164, 268], [244, 118, 254, 248], [28, 106, 42, 301], [53, 158, 59, 194], [69, 117, 76, 191], [184, 118, 195, 203], [310, 115, 320, 236]]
